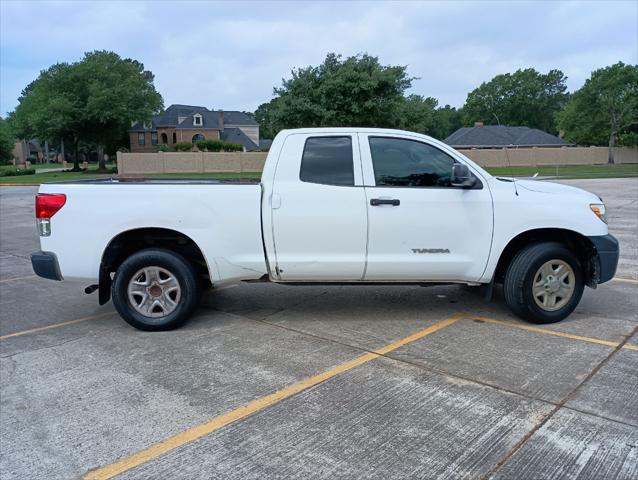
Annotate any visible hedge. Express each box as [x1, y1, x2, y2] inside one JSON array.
[[0, 168, 36, 177], [160, 140, 245, 152], [195, 139, 243, 152], [173, 142, 194, 152]]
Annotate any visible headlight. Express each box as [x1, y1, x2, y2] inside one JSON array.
[[590, 203, 607, 224]]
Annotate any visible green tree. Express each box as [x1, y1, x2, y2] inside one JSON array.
[[254, 99, 279, 140], [431, 105, 464, 140], [261, 53, 416, 134], [557, 62, 638, 164], [395, 94, 438, 135], [10, 62, 84, 169], [463, 68, 569, 134], [0, 117, 15, 164], [10, 51, 162, 170], [78, 51, 163, 169]]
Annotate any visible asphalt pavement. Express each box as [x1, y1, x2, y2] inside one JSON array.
[[0, 178, 636, 479]]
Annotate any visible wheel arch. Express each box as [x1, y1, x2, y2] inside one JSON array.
[[493, 228, 597, 286], [98, 227, 211, 305]]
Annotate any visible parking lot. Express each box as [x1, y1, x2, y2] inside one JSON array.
[[1, 178, 637, 479]]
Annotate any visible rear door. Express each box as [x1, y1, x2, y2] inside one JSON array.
[[360, 133, 493, 282], [270, 133, 368, 281]]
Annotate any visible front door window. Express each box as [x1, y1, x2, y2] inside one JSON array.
[[369, 136, 455, 187]]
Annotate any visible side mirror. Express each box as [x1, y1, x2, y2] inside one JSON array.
[[451, 163, 477, 188]]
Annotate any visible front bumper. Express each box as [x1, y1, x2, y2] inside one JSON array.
[[31, 251, 63, 281], [588, 234, 619, 284]]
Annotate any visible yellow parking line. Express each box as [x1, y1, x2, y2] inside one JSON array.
[[0, 312, 115, 340], [83, 314, 460, 479], [0, 274, 37, 284], [612, 277, 638, 284], [464, 314, 636, 351], [624, 344, 638, 351]]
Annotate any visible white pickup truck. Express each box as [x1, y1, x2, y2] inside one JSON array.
[[32, 128, 619, 331]]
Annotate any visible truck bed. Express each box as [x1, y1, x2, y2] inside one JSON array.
[[38, 181, 268, 283], [46, 177, 261, 185]]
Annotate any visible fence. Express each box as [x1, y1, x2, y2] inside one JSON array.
[[117, 146, 638, 175], [116, 151, 268, 175], [456, 146, 638, 168]]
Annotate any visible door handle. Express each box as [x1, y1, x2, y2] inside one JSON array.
[[370, 198, 400, 206]]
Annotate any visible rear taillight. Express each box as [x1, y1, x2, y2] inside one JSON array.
[[36, 193, 66, 218], [35, 194, 66, 236]]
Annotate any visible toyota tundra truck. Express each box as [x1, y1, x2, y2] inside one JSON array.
[[31, 128, 619, 331]]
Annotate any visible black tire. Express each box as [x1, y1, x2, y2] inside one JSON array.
[[503, 242, 584, 324], [112, 248, 201, 331]]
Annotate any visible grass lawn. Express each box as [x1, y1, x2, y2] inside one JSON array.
[[0, 163, 114, 172], [2, 163, 636, 185], [485, 163, 638, 179], [0, 164, 56, 172]]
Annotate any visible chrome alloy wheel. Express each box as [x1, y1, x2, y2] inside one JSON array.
[[127, 266, 181, 318], [532, 259, 575, 311]]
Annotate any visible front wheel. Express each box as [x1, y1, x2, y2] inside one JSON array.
[[503, 242, 584, 324], [112, 248, 201, 331]]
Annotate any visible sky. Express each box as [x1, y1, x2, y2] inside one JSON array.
[[1, 0, 637, 116]]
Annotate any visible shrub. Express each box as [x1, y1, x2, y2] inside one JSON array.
[[222, 142, 243, 152], [209, 139, 226, 152], [193, 139, 222, 152], [0, 168, 35, 177], [158, 144, 171, 152], [192, 139, 244, 152], [173, 142, 194, 152]]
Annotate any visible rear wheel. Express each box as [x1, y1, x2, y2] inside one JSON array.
[[112, 249, 201, 331], [503, 242, 584, 324]]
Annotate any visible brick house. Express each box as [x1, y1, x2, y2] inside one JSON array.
[[129, 104, 260, 152]]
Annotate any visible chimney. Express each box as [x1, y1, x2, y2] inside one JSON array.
[[218, 110, 224, 131], [474, 121, 484, 127]]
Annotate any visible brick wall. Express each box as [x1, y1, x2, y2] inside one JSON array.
[[129, 132, 159, 153], [130, 129, 221, 153]]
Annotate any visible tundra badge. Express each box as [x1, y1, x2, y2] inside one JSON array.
[[411, 248, 451, 254]]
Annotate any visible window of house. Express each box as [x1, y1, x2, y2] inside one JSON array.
[[138, 132, 145, 146], [192, 133, 205, 144], [161, 133, 168, 144], [193, 114, 203, 127], [300, 136, 354, 186], [368, 137, 455, 187], [172, 132, 177, 144], [151, 132, 158, 145]]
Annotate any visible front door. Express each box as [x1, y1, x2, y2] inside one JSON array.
[[360, 134, 493, 282], [271, 133, 368, 281]]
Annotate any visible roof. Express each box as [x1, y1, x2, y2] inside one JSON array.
[[444, 125, 569, 148], [130, 105, 257, 131], [221, 127, 259, 151], [222, 111, 259, 126], [259, 139, 273, 150]]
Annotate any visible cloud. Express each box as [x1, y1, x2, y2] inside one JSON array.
[[1, 0, 636, 116]]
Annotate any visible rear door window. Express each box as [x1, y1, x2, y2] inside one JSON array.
[[300, 136, 354, 186]]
